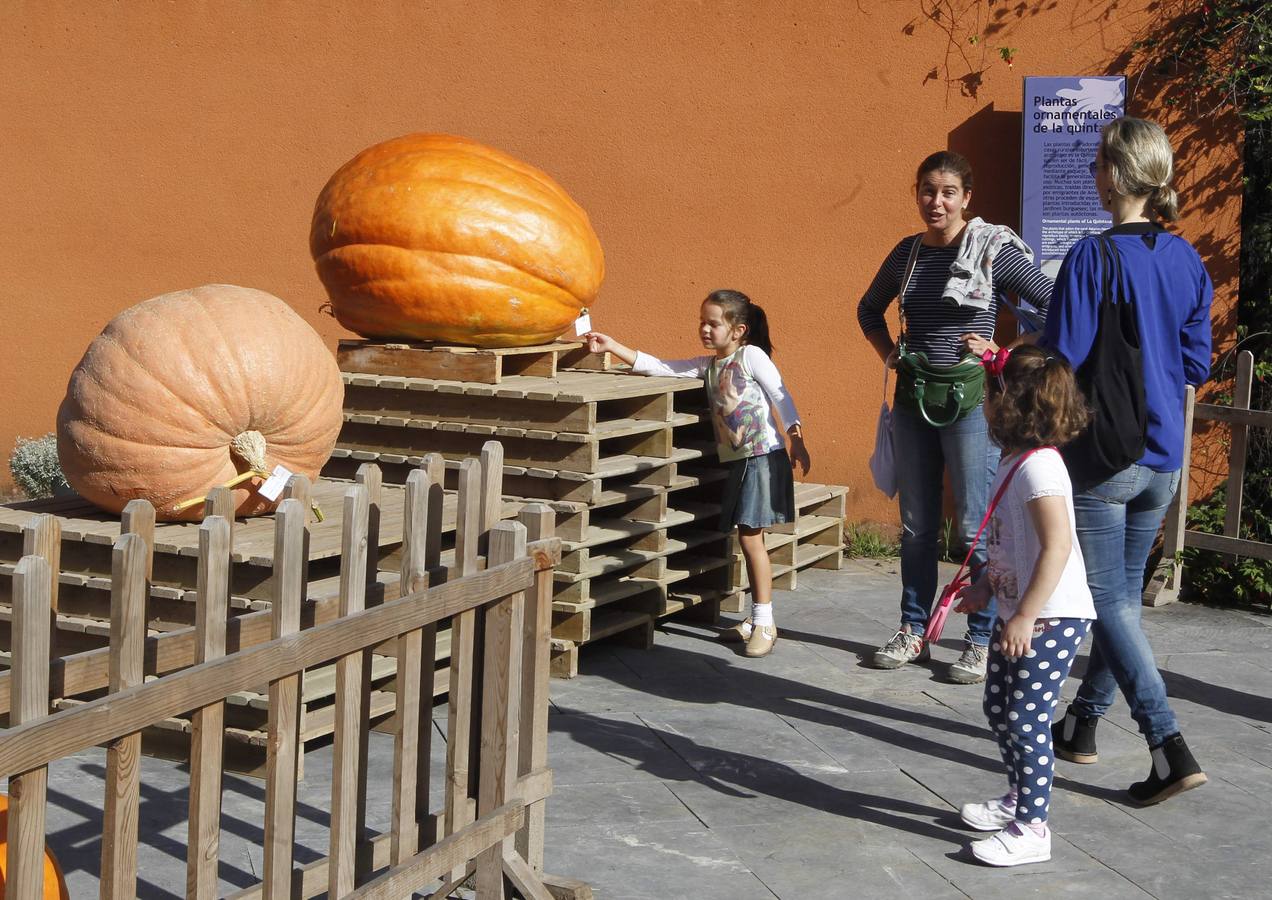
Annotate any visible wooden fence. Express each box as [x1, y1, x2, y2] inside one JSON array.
[[1149, 350, 1272, 605], [0, 444, 591, 898]]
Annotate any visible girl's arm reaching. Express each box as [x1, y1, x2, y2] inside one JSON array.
[[999, 494, 1072, 658], [585, 332, 638, 366], [586, 332, 710, 378]]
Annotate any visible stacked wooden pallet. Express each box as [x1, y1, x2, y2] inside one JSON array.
[[324, 339, 736, 677]]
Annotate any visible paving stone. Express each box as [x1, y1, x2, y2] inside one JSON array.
[[547, 710, 700, 786], [711, 817, 967, 900], [544, 822, 775, 900]]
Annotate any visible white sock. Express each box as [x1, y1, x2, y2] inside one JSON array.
[[751, 602, 774, 627]]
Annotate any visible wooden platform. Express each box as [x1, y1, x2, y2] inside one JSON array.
[[338, 338, 613, 384]]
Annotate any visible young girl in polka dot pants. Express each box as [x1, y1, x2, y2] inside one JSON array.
[[954, 346, 1096, 867]]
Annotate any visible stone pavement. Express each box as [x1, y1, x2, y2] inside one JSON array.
[[32, 559, 1272, 898]]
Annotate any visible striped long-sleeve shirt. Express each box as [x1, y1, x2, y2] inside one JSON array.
[[857, 235, 1054, 366]]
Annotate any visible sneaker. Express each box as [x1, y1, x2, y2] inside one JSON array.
[[948, 639, 988, 684], [1052, 706, 1100, 764], [744, 624, 778, 658], [720, 617, 753, 643], [960, 793, 1017, 832], [1127, 733, 1208, 806], [869, 625, 929, 669], [971, 822, 1051, 867]]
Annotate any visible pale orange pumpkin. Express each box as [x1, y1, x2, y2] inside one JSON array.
[[0, 793, 70, 898], [57, 285, 344, 521], [310, 133, 605, 347]]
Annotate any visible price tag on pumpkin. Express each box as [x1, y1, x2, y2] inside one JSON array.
[[258, 464, 294, 502], [574, 309, 592, 337]]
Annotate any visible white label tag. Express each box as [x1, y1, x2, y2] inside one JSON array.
[[574, 312, 592, 336], [258, 464, 293, 502]]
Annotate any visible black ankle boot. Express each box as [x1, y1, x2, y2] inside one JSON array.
[[1128, 733, 1208, 806], [1052, 707, 1099, 764]]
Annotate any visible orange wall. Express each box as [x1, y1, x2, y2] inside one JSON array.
[[1, 1, 1241, 521]]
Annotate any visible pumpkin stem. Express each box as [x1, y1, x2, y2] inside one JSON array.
[[230, 430, 269, 472]]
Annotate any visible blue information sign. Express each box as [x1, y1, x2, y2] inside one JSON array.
[[1021, 76, 1126, 281]]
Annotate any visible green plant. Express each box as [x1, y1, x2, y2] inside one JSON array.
[[10, 434, 68, 499], [845, 521, 900, 558]]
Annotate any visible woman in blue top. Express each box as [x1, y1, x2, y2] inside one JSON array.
[[1044, 117, 1213, 806]]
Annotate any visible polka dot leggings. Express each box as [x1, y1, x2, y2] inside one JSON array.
[[983, 617, 1091, 824]]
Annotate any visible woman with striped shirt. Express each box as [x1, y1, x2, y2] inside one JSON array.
[[857, 151, 1054, 683]]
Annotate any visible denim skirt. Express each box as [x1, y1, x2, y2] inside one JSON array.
[[719, 448, 796, 531]]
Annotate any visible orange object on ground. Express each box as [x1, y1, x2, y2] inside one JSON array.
[[0, 793, 70, 898]]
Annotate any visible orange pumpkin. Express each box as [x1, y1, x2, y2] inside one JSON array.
[[0, 793, 70, 898], [310, 133, 605, 347], [57, 285, 344, 521]]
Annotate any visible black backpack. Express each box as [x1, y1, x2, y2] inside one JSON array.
[[1061, 235, 1148, 492]]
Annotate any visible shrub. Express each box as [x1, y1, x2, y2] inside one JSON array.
[[10, 433, 69, 499], [845, 521, 900, 558]]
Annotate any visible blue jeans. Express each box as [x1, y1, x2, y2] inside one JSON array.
[[1069, 464, 1181, 745], [892, 402, 999, 645]]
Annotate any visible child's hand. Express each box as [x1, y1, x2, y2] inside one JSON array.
[[584, 331, 616, 354], [954, 579, 991, 614], [1000, 614, 1036, 659], [789, 436, 811, 476]]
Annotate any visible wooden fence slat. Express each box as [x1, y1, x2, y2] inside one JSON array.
[[1184, 529, 1272, 561], [22, 514, 61, 661], [446, 458, 482, 846], [1223, 351, 1254, 558], [188, 515, 231, 899], [263, 499, 306, 898], [0, 556, 537, 776], [1192, 401, 1272, 429], [475, 521, 527, 897], [330, 484, 370, 897], [100, 533, 149, 899], [121, 498, 156, 581], [469, 441, 504, 833], [517, 504, 555, 870], [7, 555, 51, 900], [391, 467, 432, 864], [479, 441, 505, 557], [207, 486, 236, 540], [354, 465, 383, 880]]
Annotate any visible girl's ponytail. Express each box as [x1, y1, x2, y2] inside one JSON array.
[[745, 303, 774, 357], [704, 289, 775, 357]]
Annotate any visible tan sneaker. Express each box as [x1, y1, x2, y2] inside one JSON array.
[[744, 624, 778, 658], [721, 617, 754, 643]]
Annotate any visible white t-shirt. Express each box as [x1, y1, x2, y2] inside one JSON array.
[[986, 448, 1096, 622]]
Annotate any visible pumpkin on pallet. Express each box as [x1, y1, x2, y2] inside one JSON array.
[[310, 133, 605, 347], [0, 794, 69, 898], [56, 285, 344, 521]]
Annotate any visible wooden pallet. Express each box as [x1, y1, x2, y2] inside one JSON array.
[[333, 411, 699, 476], [725, 484, 847, 604], [337, 338, 613, 384], [328, 443, 710, 504]]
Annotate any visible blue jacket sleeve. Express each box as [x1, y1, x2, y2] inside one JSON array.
[[1041, 237, 1103, 370], [1181, 260, 1214, 386]]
